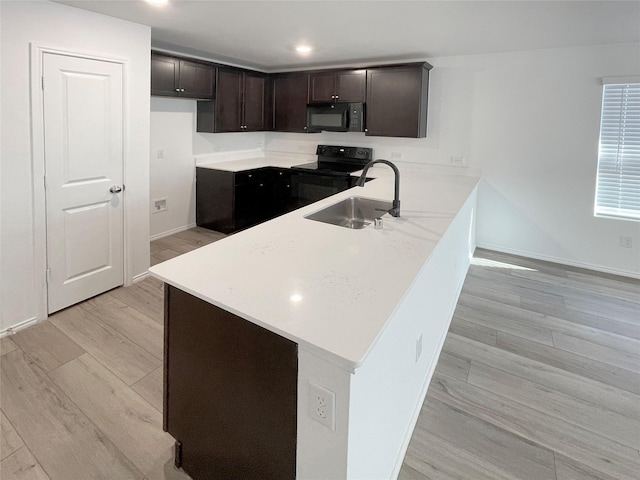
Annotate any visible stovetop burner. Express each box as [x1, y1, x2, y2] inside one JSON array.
[[291, 145, 373, 176]]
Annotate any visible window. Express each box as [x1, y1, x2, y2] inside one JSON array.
[[595, 79, 640, 220]]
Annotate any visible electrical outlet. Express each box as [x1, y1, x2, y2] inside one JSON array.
[[153, 198, 167, 213], [620, 235, 634, 248], [450, 156, 465, 166], [415, 333, 423, 363], [308, 382, 335, 430], [391, 151, 403, 160], [157, 149, 165, 160]]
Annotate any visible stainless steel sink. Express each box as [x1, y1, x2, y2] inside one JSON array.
[[304, 196, 392, 229]]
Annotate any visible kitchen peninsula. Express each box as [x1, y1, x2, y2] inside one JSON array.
[[149, 159, 480, 480]]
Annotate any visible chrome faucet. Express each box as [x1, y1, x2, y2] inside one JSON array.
[[355, 159, 401, 217]]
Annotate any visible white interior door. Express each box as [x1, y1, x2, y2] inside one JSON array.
[[43, 53, 124, 314]]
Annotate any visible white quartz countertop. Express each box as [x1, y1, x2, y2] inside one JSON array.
[[150, 159, 480, 371]]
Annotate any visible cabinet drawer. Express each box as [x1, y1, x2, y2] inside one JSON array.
[[235, 169, 267, 185]]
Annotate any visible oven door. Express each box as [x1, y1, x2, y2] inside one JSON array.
[[291, 172, 352, 208]]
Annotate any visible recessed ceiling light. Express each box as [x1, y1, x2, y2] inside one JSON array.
[[295, 45, 313, 55], [145, 0, 168, 6]]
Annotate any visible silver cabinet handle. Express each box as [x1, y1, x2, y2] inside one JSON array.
[[109, 185, 123, 193]]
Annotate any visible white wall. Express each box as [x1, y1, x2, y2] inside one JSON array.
[[264, 43, 640, 278], [149, 97, 264, 238], [464, 44, 640, 276], [0, 0, 150, 332]]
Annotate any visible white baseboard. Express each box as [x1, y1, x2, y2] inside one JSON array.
[[1, 316, 41, 338], [132, 271, 150, 284], [476, 242, 640, 280], [150, 223, 197, 241]]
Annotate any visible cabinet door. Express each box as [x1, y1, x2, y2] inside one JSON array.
[[336, 70, 366, 103], [151, 54, 179, 96], [196, 168, 234, 233], [235, 180, 270, 229], [270, 169, 294, 217], [178, 60, 214, 99], [273, 73, 309, 132], [366, 65, 429, 138], [164, 286, 297, 480], [215, 69, 243, 132], [309, 72, 336, 103], [243, 73, 267, 131]]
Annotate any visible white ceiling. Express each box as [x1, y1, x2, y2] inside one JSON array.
[[53, 0, 640, 71]]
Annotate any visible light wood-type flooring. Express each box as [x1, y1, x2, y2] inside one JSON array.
[[1, 227, 639, 479]]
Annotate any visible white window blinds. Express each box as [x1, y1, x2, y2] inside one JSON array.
[[595, 81, 640, 220]]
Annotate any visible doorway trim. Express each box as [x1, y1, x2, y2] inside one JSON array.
[[30, 43, 131, 322]]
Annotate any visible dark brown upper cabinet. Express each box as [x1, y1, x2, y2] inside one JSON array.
[[199, 68, 269, 133], [272, 73, 309, 133], [309, 70, 366, 104], [151, 53, 214, 100], [365, 63, 432, 138]]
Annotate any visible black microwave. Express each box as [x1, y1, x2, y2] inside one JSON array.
[[306, 103, 365, 133]]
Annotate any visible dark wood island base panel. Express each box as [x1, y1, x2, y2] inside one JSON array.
[[163, 285, 298, 480]]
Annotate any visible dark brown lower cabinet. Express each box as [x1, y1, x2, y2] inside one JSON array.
[[164, 285, 298, 480], [196, 167, 295, 233]]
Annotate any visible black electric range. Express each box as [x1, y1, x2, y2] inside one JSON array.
[[290, 145, 373, 207], [291, 145, 373, 175]]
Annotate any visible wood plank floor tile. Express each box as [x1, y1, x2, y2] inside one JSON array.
[[0, 446, 51, 480], [131, 367, 163, 412], [419, 396, 556, 480], [449, 317, 496, 345], [496, 331, 640, 394], [454, 302, 554, 346], [467, 362, 640, 449], [460, 281, 522, 307], [109, 279, 164, 325], [49, 354, 173, 476], [397, 463, 428, 480], [553, 453, 622, 480], [49, 305, 160, 386], [433, 351, 470, 382], [564, 295, 640, 324], [78, 291, 115, 311], [10, 321, 84, 372], [522, 297, 640, 339], [0, 350, 142, 479], [564, 270, 640, 300], [443, 333, 640, 420], [1, 411, 24, 460], [552, 331, 640, 373], [467, 267, 566, 306], [402, 426, 518, 480], [172, 227, 225, 246], [91, 298, 163, 360], [151, 249, 182, 264], [428, 373, 640, 480], [140, 446, 192, 480], [1, 337, 19, 356], [465, 291, 640, 342], [472, 249, 570, 278]]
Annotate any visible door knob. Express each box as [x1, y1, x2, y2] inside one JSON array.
[[109, 185, 123, 193]]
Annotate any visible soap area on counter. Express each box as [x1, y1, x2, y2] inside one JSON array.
[[150, 147, 480, 479]]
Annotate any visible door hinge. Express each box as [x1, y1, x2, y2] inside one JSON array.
[[41, 76, 44, 90], [46, 268, 51, 284]]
